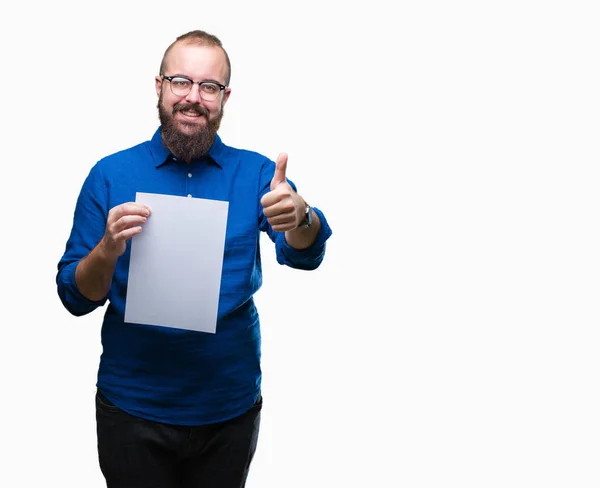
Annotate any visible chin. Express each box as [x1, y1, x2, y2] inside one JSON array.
[[177, 120, 205, 133]]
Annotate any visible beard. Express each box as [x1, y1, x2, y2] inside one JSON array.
[[158, 94, 224, 162]]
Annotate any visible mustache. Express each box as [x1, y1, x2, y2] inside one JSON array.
[[173, 103, 210, 117]]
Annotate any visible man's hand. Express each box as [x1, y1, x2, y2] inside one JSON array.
[[75, 202, 151, 301], [100, 202, 152, 260], [260, 153, 305, 232]]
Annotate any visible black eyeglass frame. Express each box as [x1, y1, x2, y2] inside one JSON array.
[[161, 75, 227, 97]]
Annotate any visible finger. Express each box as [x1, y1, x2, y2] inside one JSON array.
[[122, 202, 151, 215], [117, 226, 144, 242], [262, 197, 295, 218], [267, 209, 296, 225], [270, 153, 288, 190], [129, 203, 151, 216], [110, 203, 151, 222], [270, 221, 296, 232], [110, 215, 147, 235], [260, 189, 284, 209]]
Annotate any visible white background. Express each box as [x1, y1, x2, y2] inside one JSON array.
[[1, 1, 599, 487]]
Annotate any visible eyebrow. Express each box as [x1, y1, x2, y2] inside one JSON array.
[[171, 74, 225, 85]]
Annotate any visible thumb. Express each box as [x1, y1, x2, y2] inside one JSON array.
[[270, 153, 288, 190]]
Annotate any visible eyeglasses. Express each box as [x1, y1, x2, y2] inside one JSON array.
[[161, 75, 226, 101]]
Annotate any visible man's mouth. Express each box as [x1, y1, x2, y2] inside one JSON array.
[[180, 109, 203, 117], [175, 104, 209, 119]]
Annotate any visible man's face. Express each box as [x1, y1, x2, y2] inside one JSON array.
[[156, 43, 231, 161]]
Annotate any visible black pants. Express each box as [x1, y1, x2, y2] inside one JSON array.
[[96, 390, 262, 488]]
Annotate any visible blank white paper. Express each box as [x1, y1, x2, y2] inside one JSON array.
[[124, 192, 229, 333]]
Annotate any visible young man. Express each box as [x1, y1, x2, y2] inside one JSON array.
[[56, 30, 332, 488]]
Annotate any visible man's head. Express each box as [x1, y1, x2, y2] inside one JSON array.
[[156, 30, 232, 162]]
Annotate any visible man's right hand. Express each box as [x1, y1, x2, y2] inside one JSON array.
[[75, 202, 151, 301], [99, 202, 152, 260]]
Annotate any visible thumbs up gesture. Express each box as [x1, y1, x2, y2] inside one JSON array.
[[260, 152, 306, 232]]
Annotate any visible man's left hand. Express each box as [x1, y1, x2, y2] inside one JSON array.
[[260, 153, 306, 232]]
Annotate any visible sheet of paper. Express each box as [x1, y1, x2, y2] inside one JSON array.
[[124, 192, 229, 333]]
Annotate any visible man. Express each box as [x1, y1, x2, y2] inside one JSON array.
[[56, 29, 332, 488]]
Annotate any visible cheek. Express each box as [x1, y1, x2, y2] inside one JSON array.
[[207, 102, 222, 119], [161, 91, 180, 111]]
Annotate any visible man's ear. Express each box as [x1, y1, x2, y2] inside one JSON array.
[[222, 87, 232, 108], [155, 76, 163, 98]]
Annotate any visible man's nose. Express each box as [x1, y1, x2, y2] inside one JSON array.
[[185, 83, 202, 103]]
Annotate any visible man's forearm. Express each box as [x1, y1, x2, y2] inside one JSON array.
[[75, 242, 118, 301]]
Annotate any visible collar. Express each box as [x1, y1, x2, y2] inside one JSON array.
[[149, 127, 225, 169]]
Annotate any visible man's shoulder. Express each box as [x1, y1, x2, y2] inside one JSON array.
[[217, 138, 273, 168], [94, 139, 154, 171], [101, 139, 152, 162]]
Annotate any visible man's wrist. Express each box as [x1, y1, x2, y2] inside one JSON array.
[[297, 201, 313, 229]]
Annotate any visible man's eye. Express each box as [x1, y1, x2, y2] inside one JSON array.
[[173, 79, 191, 88], [202, 84, 219, 93]]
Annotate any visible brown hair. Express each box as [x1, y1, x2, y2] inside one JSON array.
[[159, 30, 231, 85]]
